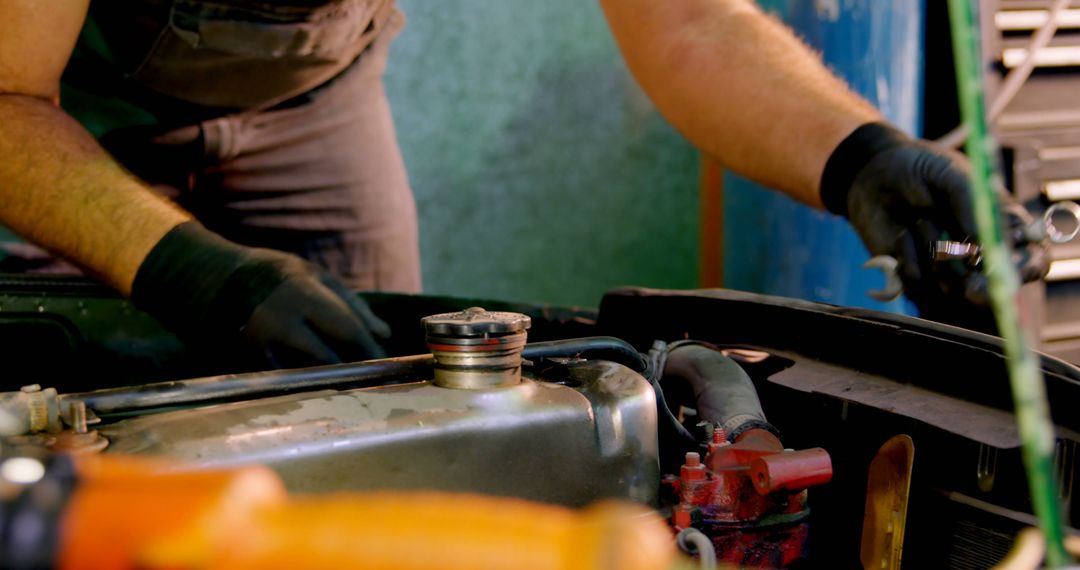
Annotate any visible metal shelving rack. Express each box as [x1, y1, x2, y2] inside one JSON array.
[[984, 1, 1080, 361]]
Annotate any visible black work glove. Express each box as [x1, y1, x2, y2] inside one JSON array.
[[131, 221, 390, 368], [820, 122, 1048, 328]]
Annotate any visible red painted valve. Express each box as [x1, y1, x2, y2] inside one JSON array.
[[669, 428, 833, 568]]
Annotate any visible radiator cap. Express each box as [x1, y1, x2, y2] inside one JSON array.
[[421, 308, 530, 389], [421, 307, 531, 337]]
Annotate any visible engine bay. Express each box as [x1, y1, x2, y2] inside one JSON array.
[[2, 277, 1079, 568]]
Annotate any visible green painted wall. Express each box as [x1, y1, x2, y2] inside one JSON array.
[[385, 1, 700, 307]]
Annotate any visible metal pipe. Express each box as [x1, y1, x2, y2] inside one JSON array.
[[61, 337, 646, 416], [676, 528, 717, 570], [522, 337, 647, 373]]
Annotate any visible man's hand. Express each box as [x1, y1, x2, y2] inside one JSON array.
[[821, 123, 1048, 317], [132, 222, 390, 368]]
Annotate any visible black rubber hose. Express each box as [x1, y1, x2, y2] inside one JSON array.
[[65, 355, 435, 415], [65, 337, 648, 415], [523, 336, 647, 373], [663, 342, 776, 441], [649, 341, 699, 474]]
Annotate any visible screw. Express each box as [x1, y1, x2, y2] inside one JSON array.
[[684, 452, 701, 467], [708, 426, 731, 454]]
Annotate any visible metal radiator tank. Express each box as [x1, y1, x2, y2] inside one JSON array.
[[100, 308, 660, 507]]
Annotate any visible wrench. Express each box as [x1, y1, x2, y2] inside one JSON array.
[[864, 255, 904, 302], [863, 202, 1080, 302], [864, 241, 983, 302]]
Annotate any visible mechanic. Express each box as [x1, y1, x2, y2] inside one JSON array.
[[0, 0, 1042, 368]]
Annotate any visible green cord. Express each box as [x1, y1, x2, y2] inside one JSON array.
[[946, 0, 1069, 565]]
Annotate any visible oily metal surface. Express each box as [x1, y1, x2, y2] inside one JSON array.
[[101, 360, 659, 507]]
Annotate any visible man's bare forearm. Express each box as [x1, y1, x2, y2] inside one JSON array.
[[599, 0, 883, 206], [0, 95, 190, 293]]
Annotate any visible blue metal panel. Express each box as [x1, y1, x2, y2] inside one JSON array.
[[723, 1, 925, 312]]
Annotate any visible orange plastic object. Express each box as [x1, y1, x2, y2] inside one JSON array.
[[58, 456, 286, 570], [57, 456, 676, 570]]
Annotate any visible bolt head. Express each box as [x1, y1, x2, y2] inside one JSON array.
[[681, 453, 707, 482], [673, 504, 696, 529]]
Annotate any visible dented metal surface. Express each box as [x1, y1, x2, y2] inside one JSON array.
[[101, 360, 659, 507]]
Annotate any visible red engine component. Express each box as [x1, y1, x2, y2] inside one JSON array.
[[668, 428, 833, 568]]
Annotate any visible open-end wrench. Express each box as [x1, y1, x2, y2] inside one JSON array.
[[864, 241, 983, 302], [864, 255, 904, 302], [863, 202, 1080, 302]]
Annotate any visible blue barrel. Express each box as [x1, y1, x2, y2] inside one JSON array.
[[723, 1, 925, 313]]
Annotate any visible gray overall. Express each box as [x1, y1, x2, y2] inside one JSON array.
[[6, 0, 421, 293]]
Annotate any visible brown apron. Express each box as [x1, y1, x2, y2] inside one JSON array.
[[86, 0, 398, 111], [1, 0, 422, 293]]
